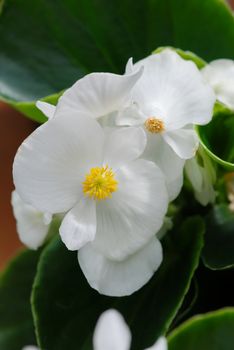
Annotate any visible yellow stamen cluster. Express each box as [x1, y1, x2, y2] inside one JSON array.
[[144, 117, 165, 133], [83, 165, 118, 200]]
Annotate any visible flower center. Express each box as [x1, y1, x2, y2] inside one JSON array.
[[144, 117, 165, 133], [83, 165, 118, 200]]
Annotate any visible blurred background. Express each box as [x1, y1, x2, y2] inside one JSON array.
[[1, 0, 234, 268]]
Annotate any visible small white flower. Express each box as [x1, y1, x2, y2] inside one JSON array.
[[11, 190, 52, 250], [13, 69, 169, 296], [185, 148, 216, 206], [202, 59, 234, 109], [22, 347, 39, 350], [115, 50, 215, 201], [93, 309, 167, 350]]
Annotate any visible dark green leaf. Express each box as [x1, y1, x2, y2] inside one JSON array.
[[196, 104, 234, 170], [168, 308, 234, 350], [187, 266, 234, 317], [170, 278, 199, 329], [1, 0, 234, 121], [32, 217, 204, 350], [0, 249, 40, 350], [202, 204, 234, 270]]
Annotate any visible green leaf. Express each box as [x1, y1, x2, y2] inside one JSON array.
[[168, 308, 234, 350], [202, 204, 234, 270], [1, 0, 234, 121], [0, 0, 4, 14], [8, 91, 63, 123], [0, 249, 40, 350], [32, 217, 204, 350], [183, 265, 234, 318], [196, 104, 234, 170]]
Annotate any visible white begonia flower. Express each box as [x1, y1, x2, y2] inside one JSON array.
[[13, 68, 169, 296], [185, 148, 216, 206], [202, 59, 234, 109], [11, 190, 52, 250], [114, 50, 215, 201], [93, 309, 167, 350]]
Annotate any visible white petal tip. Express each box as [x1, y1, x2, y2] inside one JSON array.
[[93, 309, 131, 350], [36, 101, 56, 119]]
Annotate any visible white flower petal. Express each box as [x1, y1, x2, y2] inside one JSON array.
[[60, 198, 96, 251], [22, 347, 39, 350], [145, 337, 168, 350], [56, 67, 143, 119], [93, 309, 131, 350], [125, 57, 134, 74], [163, 128, 199, 159], [79, 237, 162, 297], [43, 212, 53, 225], [116, 103, 147, 126], [185, 155, 216, 206], [143, 132, 185, 201], [195, 168, 216, 206], [202, 59, 234, 109], [103, 127, 146, 170], [129, 50, 215, 129], [165, 176, 184, 203], [36, 101, 56, 119], [185, 158, 203, 193], [13, 111, 104, 213], [93, 159, 168, 260], [11, 191, 51, 250]]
